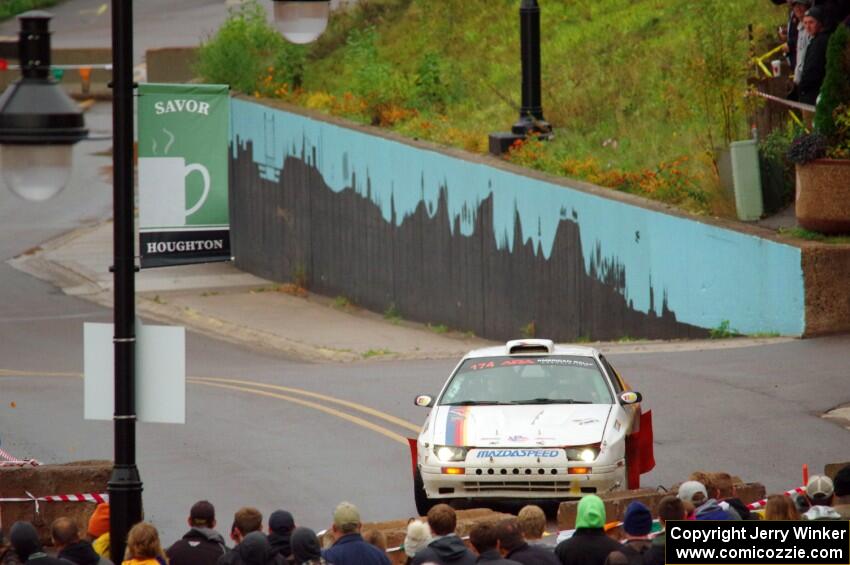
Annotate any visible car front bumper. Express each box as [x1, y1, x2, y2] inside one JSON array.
[[420, 459, 627, 499]]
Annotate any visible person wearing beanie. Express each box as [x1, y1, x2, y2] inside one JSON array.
[[403, 520, 431, 564], [833, 465, 850, 519], [555, 496, 622, 565], [790, 0, 814, 84], [290, 528, 328, 565], [87, 504, 111, 558], [604, 503, 653, 565], [216, 532, 282, 565], [9, 522, 68, 564], [267, 510, 295, 561], [87, 504, 110, 540], [167, 500, 227, 565], [796, 5, 833, 104]]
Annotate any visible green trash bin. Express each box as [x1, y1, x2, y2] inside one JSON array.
[[730, 139, 764, 221]]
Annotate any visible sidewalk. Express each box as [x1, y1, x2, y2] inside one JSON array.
[[9, 221, 494, 361]]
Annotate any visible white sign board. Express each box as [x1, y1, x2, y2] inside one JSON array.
[[84, 322, 186, 424]]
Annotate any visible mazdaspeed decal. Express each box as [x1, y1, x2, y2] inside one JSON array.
[[476, 449, 561, 458]]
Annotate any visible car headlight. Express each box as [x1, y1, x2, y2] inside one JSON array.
[[434, 445, 468, 462], [565, 445, 600, 463]]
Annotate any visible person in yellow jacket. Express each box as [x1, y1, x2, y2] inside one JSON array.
[[122, 522, 167, 565], [88, 503, 111, 558]]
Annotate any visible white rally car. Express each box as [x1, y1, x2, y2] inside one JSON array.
[[410, 339, 654, 515]]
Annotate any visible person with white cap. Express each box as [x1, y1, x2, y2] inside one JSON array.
[[676, 481, 733, 521], [803, 475, 842, 520], [676, 481, 707, 506]]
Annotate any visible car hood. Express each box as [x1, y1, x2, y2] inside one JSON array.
[[429, 404, 612, 447]]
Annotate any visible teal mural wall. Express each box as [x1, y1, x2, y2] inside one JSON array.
[[229, 98, 806, 338]]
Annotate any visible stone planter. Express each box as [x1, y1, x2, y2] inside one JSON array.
[[796, 159, 850, 233]]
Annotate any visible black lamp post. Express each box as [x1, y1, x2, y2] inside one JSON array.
[[107, 0, 142, 561], [0, 6, 142, 562], [0, 12, 87, 201], [489, 0, 552, 155]]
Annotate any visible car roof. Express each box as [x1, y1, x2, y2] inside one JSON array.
[[463, 342, 600, 360]]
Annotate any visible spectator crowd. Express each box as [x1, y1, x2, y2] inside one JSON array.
[[772, 0, 850, 104], [0, 466, 849, 565]]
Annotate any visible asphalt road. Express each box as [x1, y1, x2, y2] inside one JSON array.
[[0, 0, 273, 62], [0, 0, 849, 548]]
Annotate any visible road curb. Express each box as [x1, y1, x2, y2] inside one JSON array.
[[5, 223, 482, 363]]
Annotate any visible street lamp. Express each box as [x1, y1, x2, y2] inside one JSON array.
[[0, 5, 141, 562], [488, 0, 552, 155], [106, 0, 143, 562], [0, 12, 87, 201], [272, 0, 330, 44]]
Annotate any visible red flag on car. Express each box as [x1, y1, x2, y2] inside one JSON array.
[[626, 410, 655, 489]]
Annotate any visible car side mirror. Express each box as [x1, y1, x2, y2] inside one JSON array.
[[620, 391, 642, 405], [414, 395, 434, 408]]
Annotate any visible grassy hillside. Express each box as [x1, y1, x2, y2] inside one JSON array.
[[0, 0, 60, 20], [200, 0, 788, 216]]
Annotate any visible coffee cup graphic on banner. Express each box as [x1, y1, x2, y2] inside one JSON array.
[[139, 156, 211, 228], [137, 83, 229, 269]]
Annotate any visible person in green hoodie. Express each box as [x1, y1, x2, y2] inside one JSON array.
[[555, 496, 621, 565]]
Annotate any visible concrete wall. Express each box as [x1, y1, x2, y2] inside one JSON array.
[[229, 97, 807, 340], [802, 244, 850, 336], [146, 47, 198, 84], [0, 461, 111, 544]]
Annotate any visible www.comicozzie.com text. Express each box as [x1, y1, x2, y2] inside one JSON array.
[[669, 524, 847, 544]]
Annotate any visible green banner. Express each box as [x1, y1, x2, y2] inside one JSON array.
[[138, 83, 230, 268]]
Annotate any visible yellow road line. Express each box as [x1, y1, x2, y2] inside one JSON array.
[[189, 380, 409, 446], [0, 369, 420, 446], [190, 376, 421, 433], [0, 369, 82, 378]]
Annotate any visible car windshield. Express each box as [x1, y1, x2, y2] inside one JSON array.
[[439, 356, 613, 406]]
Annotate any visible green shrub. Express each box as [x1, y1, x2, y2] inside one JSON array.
[[759, 125, 799, 211], [814, 25, 850, 137], [196, 1, 305, 94], [709, 320, 739, 339], [345, 26, 412, 122], [413, 51, 451, 111], [686, 2, 750, 149], [829, 105, 850, 159], [0, 0, 58, 21]]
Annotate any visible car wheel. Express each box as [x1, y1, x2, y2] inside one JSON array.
[[414, 468, 437, 516]]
